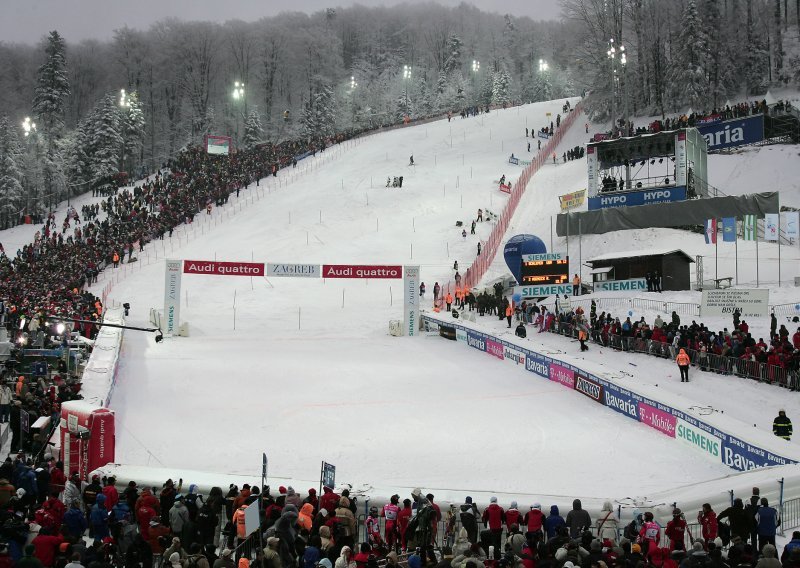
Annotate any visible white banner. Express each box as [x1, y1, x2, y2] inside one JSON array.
[[266, 263, 320, 278], [403, 266, 420, 337], [701, 288, 769, 319], [785, 211, 799, 242], [765, 213, 779, 241], [676, 418, 722, 462], [675, 132, 687, 186], [164, 259, 182, 335]]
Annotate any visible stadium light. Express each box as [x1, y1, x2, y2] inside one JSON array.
[[538, 59, 548, 73], [119, 89, 131, 108], [403, 65, 411, 79], [22, 116, 36, 137], [472, 60, 480, 72], [350, 76, 358, 89], [232, 81, 245, 100], [55, 323, 66, 335]]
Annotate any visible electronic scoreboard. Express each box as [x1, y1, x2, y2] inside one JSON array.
[[520, 253, 569, 285]]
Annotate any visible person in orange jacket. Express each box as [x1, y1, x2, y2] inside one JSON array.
[[232, 504, 248, 542], [506, 304, 513, 328], [445, 293, 453, 311], [676, 349, 691, 382]]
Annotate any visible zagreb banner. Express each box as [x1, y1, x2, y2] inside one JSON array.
[[697, 115, 764, 151]]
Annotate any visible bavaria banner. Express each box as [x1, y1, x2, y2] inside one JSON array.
[[403, 265, 420, 337], [164, 259, 182, 335], [697, 115, 764, 151]]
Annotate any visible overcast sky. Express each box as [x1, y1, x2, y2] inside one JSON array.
[[0, 0, 562, 44]]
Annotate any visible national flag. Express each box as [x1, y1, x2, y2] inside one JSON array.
[[722, 217, 737, 242], [704, 218, 717, 244], [742, 215, 756, 241], [765, 213, 779, 241]]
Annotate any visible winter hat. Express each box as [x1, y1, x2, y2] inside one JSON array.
[[308, 488, 316, 495], [510, 501, 518, 509], [533, 503, 541, 510], [318, 560, 333, 568], [411, 488, 422, 499], [631, 544, 641, 554], [408, 556, 422, 568], [490, 496, 498, 503], [222, 549, 233, 558], [287, 486, 295, 496], [714, 537, 723, 548], [465, 496, 473, 504], [278, 486, 287, 494], [563, 563, 575, 568], [319, 508, 328, 517], [169, 552, 181, 566], [15, 488, 25, 498], [267, 537, 280, 548], [693, 542, 704, 552]]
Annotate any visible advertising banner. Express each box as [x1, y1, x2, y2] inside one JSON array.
[[638, 402, 677, 437], [266, 263, 320, 278], [698, 114, 764, 151], [594, 278, 647, 293], [60, 402, 115, 482], [525, 352, 550, 378], [786, 211, 800, 242], [183, 260, 265, 276], [675, 131, 687, 186], [322, 265, 403, 279], [549, 362, 575, 389], [205, 135, 232, 155], [466, 330, 486, 352], [164, 259, 182, 335], [486, 339, 504, 360], [765, 213, 779, 241], [456, 329, 468, 343], [574, 373, 603, 403], [676, 418, 722, 461], [403, 266, 420, 337], [700, 288, 770, 318], [587, 146, 598, 195], [503, 345, 526, 366], [559, 190, 587, 211], [588, 187, 687, 211], [521, 284, 573, 297], [603, 383, 639, 419]]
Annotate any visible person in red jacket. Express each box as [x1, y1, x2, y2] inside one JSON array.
[[482, 497, 506, 552], [319, 486, 340, 516], [506, 502, 522, 534], [137, 500, 158, 540], [665, 508, 687, 551], [135, 488, 160, 519], [396, 499, 413, 552], [48, 463, 66, 496], [697, 504, 718, 542], [32, 528, 63, 568], [102, 477, 119, 512], [523, 503, 545, 538], [638, 512, 661, 557], [41, 491, 66, 530]]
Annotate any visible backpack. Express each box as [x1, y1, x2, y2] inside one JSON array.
[[187, 555, 202, 568]]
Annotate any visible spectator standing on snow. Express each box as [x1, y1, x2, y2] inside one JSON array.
[[565, 500, 591, 538], [676, 349, 691, 382], [774, 410, 792, 440]]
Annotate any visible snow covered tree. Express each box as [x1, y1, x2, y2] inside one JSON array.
[[492, 69, 512, 106], [243, 108, 263, 149], [0, 116, 25, 228], [668, 0, 708, 110], [314, 84, 336, 138], [119, 91, 146, 174], [396, 88, 413, 121], [86, 94, 123, 193], [744, 0, 769, 94], [32, 31, 70, 144], [444, 33, 463, 75], [479, 74, 494, 106], [702, 0, 735, 108]]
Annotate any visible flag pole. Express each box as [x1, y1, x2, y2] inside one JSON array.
[[756, 229, 759, 287], [777, 200, 781, 287], [735, 218, 739, 286], [715, 219, 718, 282]]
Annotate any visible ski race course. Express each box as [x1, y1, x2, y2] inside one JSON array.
[[25, 97, 797, 510]]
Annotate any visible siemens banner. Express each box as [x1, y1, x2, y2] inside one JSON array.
[[588, 186, 687, 210], [698, 115, 764, 151]]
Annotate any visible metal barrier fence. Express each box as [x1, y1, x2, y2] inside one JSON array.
[[782, 497, 800, 533], [546, 322, 799, 390]]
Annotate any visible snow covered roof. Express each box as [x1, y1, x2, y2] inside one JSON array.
[[587, 248, 694, 264], [589, 266, 614, 274]]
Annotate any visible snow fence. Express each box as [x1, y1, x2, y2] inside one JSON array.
[[422, 312, 800, 473]]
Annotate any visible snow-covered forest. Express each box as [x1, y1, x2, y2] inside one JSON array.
[[0, 1, 798, 224]]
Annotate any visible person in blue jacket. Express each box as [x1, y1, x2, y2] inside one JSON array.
[[756, 498, 779, 552], [90, 493, 110, 543], [545, 505, 565, 540], [63, 501, 88, 539]]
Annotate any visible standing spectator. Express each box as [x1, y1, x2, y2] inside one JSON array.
[[717, 498, 751, 543], [665, 508, 687, 551], [676, 349, 691, 382], [482, 497, 505, 552], [565, 499, 591, 539], [756, 498, 779, 552], [638, 512, 661, 557], [572, 274, 581, 296], [0, 382, 11, 424], [698, 504, 718, 543], [595, 501, 618, 543], [544, 506, 565, 540], [773, 410, 792, 440], [397, 499, 413, 552], [89, 494, 109, 544], [459, 497, 480, 544]]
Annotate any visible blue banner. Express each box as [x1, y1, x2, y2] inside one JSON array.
[[525, 351, 550, 378], [698, 114, 764, 151], [722, 217, 737, 242], [466, 330, 487, 352], [588, 186, 687, 210]]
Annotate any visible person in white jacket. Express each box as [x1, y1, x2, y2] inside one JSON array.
[[596, 501, 619, 543], [0, 383, 12, 423], [62, 472, 83, 510]]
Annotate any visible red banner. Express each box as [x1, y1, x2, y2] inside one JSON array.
[[322, 264, 403, 279], [183, 260, 265, 276]]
